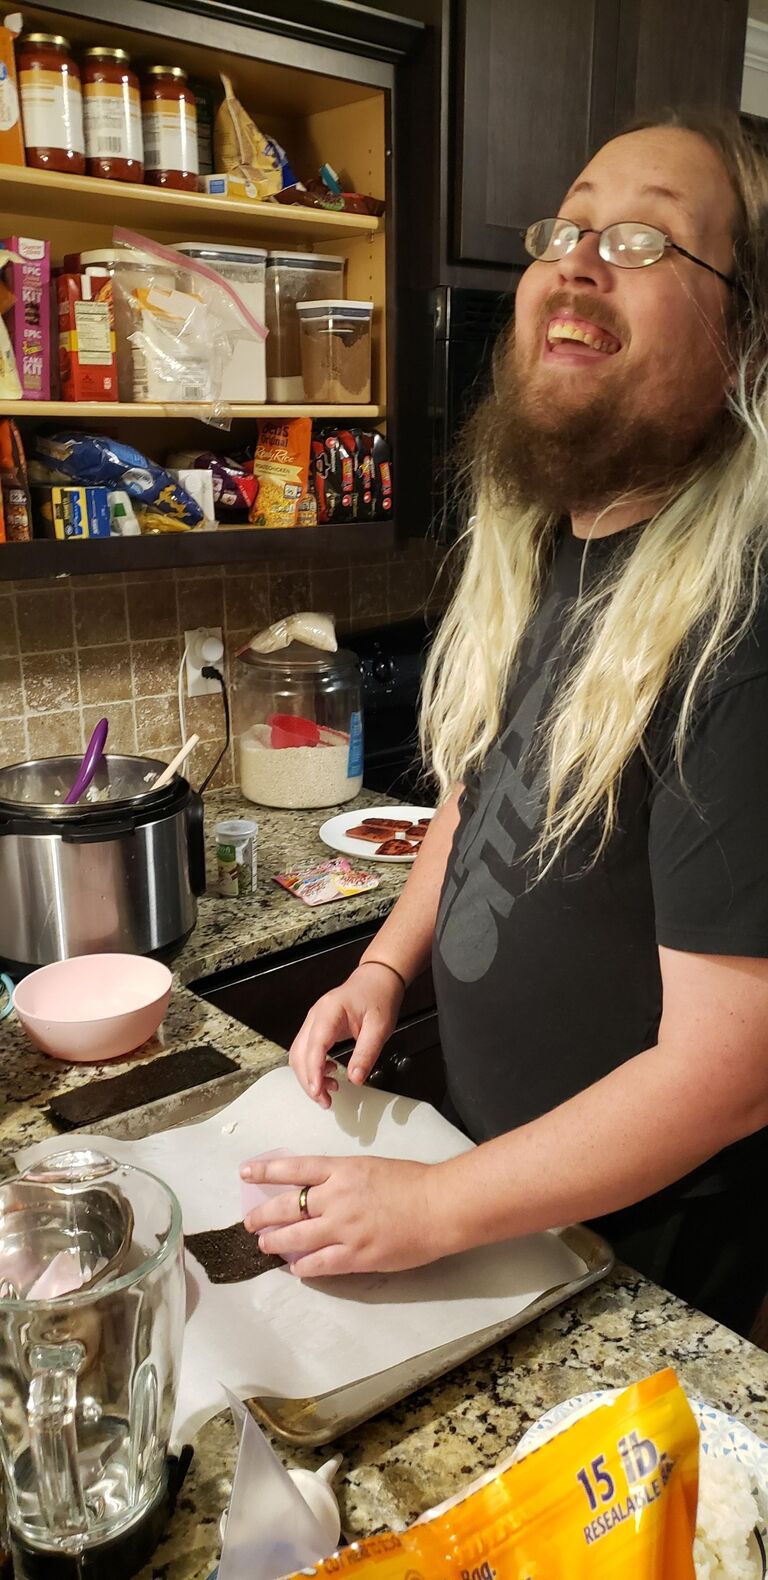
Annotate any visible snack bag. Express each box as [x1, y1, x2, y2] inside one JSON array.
[[214, 74, 296, 198], [250, 418, 312, 528], [281, 1370, 699, 1579], [275, 857, 379, 907], [33, 433, 203, 526]]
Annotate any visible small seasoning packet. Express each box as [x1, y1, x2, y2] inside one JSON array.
[[274, 857, 379, 907]]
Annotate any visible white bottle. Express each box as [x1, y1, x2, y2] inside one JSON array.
[[108, 489, 141, 536]]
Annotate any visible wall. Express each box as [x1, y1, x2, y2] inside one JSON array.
[[742, 15, 768, 115], [0, 538, 447, 787]]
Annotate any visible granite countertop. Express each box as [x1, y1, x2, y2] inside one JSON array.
[[0, 788, 410, 1157], [178, 787, 413, 987], [2, 790, 768, 1578]]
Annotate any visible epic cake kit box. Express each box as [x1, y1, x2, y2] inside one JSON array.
[[2, 237, 51, 400]]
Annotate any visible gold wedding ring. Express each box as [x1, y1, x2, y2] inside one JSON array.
[[298, 1185, 311, 1218]]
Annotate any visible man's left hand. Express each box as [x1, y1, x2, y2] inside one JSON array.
[[240, 1153, 444, 1277]]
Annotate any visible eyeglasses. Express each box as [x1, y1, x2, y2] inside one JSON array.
[[522, 217, 737, 290]]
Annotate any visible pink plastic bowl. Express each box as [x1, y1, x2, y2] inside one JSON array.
[[12, 954, 173, 1063]]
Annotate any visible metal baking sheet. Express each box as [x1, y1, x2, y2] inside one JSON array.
[[247, 1222, 614, 1446], [9, 1074, 614, 1448]]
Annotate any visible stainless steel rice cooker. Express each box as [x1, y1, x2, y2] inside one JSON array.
[[0, 755, 206, 970]]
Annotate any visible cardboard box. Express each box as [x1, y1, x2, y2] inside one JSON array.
[[2, 237, 51, 400], [204, 172, 263, 203], [37, 485, 111, 539], [0, 16, 25, 166], [57, 273, 117, 402]]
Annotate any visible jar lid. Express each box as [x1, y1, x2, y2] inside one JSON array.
[[296, 299, 373, 317], [238, 641, 359, 676], [84, 46, 131, 62], [266, 252, 345, 268], [175, 242, 268, 262], [21, 32, 71, 47], [145, 64, 187, 79], [79, 248, 119, 267]]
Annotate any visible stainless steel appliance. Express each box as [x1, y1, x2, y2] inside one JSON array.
[[431, 285, 516, 539], [0, 1149, 185, 1579], [0, 756, 206, 972]]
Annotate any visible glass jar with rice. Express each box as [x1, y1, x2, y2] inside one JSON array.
[[234, 642, 363, 809]]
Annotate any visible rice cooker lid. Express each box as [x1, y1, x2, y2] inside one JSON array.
[[0, 754, 182, 819], [238, 641, 359, 677]]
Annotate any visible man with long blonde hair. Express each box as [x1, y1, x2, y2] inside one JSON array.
[[243, 112, 768, 1334]]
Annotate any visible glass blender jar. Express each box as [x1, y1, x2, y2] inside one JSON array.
[[0, 1150, 185, 1579], [235, 642, 363, 809]]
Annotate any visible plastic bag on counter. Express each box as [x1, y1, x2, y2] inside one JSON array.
[[241, 612, 338, 656], [111, 227, 267, 424], [32, 432, 204, 528], [280, 1370, 700, 1580]]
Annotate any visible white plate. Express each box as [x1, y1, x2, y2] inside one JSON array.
[[319, 805, 435, 864], [516, 1388, 768, 1567]]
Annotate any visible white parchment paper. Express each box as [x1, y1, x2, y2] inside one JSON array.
[[17, 1068, 586, 1441]]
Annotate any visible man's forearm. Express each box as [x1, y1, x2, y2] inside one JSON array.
[[432, 1036, 767, 1255], [359, 788, 462, 986]]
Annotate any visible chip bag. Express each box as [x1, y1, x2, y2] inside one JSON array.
[[250, 418, 312, 528], [281, 1370, 699, 1579]]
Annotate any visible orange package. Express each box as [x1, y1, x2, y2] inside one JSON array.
[[249, 418, 313, 528], [284, 1370, 699, 1580]]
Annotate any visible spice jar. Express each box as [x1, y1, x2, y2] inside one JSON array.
[[83, 47, 143, 182], [235, 643, 364, 809], [18, 34, 85, 174], [141, 66, 198, 191]]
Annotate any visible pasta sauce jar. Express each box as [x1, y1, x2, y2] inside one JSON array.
[[18, 33, 85, 174], [141, 65, 198, 191], [83, 47, 143, 182]]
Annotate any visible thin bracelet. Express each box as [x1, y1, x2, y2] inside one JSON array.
[[358, 959, 408, 992]]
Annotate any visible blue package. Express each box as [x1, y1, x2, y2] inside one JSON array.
[[34, 433, 204, 526]]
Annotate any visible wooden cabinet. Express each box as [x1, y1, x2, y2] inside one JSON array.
[[451, 0, 749, 270], [616, 0, 749, 122], [452, 0, 619, 269]]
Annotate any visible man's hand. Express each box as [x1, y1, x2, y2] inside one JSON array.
[[240, 1151, 443, 1277], [288, 963, 405, 1108]]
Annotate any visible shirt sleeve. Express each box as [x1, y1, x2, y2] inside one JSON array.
[[650, 670, 768, 957]]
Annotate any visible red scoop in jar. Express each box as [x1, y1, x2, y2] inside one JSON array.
[[267, 713, 321, 748]]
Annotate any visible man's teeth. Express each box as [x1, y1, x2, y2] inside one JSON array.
[[547, 319, 619, 353]]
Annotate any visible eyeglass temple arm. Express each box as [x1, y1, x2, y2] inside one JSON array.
[[668, 241, 737, 290]]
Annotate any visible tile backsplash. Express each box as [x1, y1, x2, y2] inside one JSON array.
[[0, 538, 447, 788]]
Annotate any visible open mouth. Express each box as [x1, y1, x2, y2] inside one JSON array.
[[545, 314, 622, 357]]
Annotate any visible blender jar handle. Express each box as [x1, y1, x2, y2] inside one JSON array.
[[27, 1363, 88, 1536]]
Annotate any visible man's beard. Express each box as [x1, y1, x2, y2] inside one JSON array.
[[463, 319, 735, 517]]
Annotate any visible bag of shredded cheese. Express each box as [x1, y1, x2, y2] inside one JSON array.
[[281, 1370, 699, 1579]]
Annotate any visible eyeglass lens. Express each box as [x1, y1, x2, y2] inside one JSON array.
[[526, 218, 667, 268]]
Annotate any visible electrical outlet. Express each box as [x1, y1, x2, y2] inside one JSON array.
[[185, 627, 224, 697]]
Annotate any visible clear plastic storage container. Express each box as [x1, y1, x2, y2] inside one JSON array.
[[297, 299, 373, 404], [175, 242, 267, 402], [265, 251, 345, 401], [235, 642, 363, 808]]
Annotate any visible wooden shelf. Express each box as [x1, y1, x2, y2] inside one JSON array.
[[0, 164, 383, 245], [0, 400, 384, 421], [0, 522, 397, 578]]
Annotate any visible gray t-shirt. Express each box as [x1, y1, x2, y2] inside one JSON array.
[[432, 526, 768, 1198]]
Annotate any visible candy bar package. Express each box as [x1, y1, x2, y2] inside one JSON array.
[[274, 858, 379, 907], [2, 237, 51, 400], [311, 425, 392, 523]]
